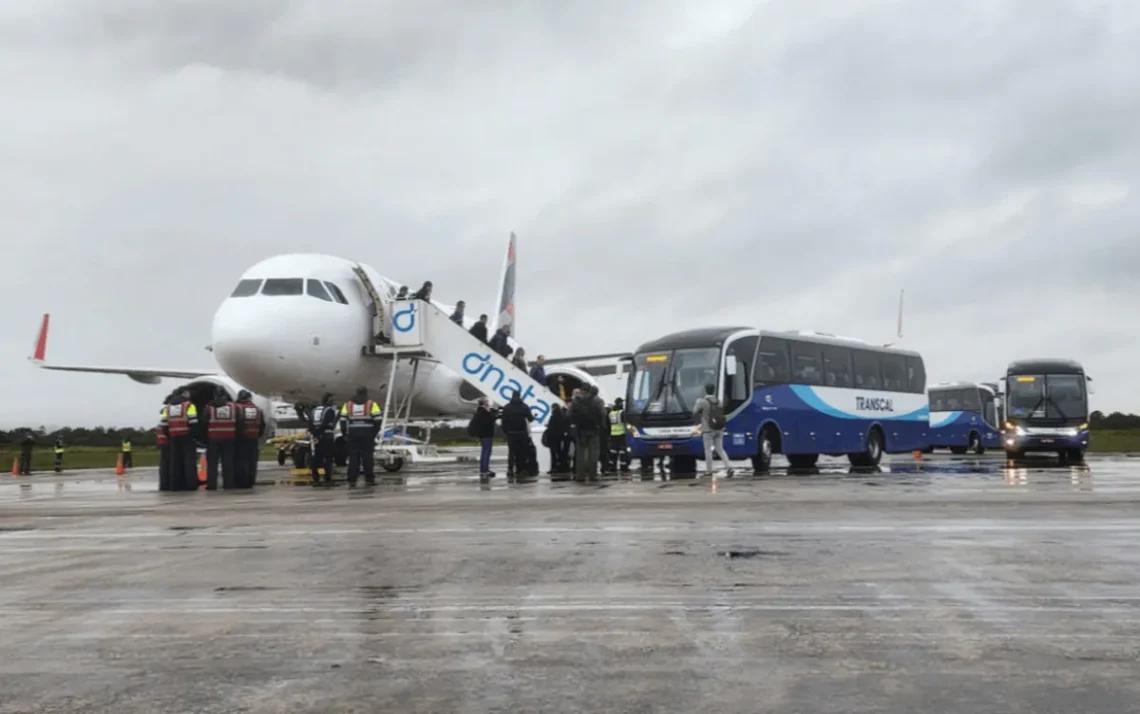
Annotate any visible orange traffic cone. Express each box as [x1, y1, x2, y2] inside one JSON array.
[[11, 457, 19, 476], [197, 453, 207, 486], [115, 454, 125, 476]]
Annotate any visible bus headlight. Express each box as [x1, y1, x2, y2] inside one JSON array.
[[693, 426, 703, 436]]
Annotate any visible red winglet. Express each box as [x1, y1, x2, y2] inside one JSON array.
[[32, 313, 49, 362]]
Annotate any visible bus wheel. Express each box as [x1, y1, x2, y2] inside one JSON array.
[[969, 432, 985, 455], [849, 429, 883, 468], [752, 430, 775, 473], [277, 448, 287, 466]]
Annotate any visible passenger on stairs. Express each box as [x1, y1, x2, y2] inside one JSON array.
[[450, 301, 466, 325], [412, 281, 433, 300], [489, 325, 512, 358], [553, 374, 569, 401], [529, 355, 546, 384], [395, 286, 409, 300], [511, 347, 528, 373], [500, 391, 535, 482], [469, 314, 490, 343]]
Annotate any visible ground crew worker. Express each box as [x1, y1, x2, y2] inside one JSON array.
[[120, 437, 133, 469], [205, 388, 238, 490], [166, 387, 200, 490], [307, 392, 338, 487], [339, 386, 381, 487], [19, 433, 34, 475], [590, 385, 610, 473], [157, 396, 171, 491], [607, 398, 631, 472], [53, 437, 64, 472], [234, 390, 265, 488]]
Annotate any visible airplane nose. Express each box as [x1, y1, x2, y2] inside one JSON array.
[[211, 301, 304, 389]]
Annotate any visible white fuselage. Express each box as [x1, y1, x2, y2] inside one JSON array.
[[209, 254, 484, 415]]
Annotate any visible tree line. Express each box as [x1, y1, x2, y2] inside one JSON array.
[[3, 411, 1139, 447]]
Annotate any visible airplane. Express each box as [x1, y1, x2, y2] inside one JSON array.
[[30, 234, 631, 461]]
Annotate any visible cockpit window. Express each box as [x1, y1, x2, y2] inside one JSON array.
[[306, 279, 333, 302], [324, 281, 349, 304], [230, 279, 262, 297], [262, 278, 303, 296]]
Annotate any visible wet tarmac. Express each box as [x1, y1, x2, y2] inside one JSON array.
[[2, 453, 1140, 713]]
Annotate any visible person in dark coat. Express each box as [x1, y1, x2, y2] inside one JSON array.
[[529, 356, 547, 386], [489, 325, 512, 358], [544, 403, 570, 475], [468, 398, 499, 481], [469, 314, 490, 343], [499, 391, 535, 482], [412, 281, 433, 300]]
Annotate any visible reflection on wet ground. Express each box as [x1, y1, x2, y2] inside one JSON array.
[[2, 453, 1140, 713], [2, 452, 1136, 502]]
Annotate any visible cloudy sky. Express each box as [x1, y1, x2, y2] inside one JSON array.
[[2, 0, 1138, 428]]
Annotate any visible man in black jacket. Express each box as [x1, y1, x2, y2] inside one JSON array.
[[489, 325, 512, 358], [499, 391, 535, 482], [468, 398, 499, 481], [544, 403, 570, 476], [469, 314, 490, 343]]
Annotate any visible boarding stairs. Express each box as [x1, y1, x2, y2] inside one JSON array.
[[373, 299, 564, 432]]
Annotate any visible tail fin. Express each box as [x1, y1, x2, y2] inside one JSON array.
[[493, 232, 517, 337], [30, 313, 50, 363]]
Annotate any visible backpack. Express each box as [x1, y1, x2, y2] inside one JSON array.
[[706, 398, 726, 431]]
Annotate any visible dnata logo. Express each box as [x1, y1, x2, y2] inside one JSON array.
[[393, 303, 416, 332], [462, 352, 552, 424], [856, 396, 894, 412]]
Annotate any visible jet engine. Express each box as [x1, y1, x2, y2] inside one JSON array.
[[180, 375, 277, 440]]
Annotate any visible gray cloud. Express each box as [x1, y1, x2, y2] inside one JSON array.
[[1, 0, 1138, 428]]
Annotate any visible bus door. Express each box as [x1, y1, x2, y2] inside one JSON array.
[[981, 390, 1000, 447]]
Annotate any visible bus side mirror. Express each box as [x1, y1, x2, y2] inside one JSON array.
[[725, 355, 738, 376], [1086, 375, 1095, 395]]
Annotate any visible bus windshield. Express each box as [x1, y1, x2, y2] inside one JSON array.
[[627, 347, 720, 417], [1007, 374, 1087, 421]]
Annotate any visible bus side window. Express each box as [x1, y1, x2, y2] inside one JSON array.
[[822, 346, 853, 388], [853, 350, 881, 390], [905, 356, 926, 394], [755, 337, 790, 387], [880, 353, 907, 392], [789, 341, 824, 386]]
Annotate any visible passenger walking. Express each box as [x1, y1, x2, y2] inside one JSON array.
[[157, 396, 172, 490], [307, 392, 338, 487], [395, 286, 409, 300], [554, 374, 569, 401], [468, 398, 499, 481], [166, 387, 200, 490], [693, 384, 734, 477], [340, 386, 381, 487], [500, 390, 535, 482], [18, 433, 33, 475], [489, 325, 512, 358], [469, 314, 490, 343], [120, 438, 133, 469], [53, 437, 64, 472], [234, 390, 265, 488], [450, 301, 466, 325], [529, 356, 547, 386], [511, 347, 528, 372], [570, 392, 600, 481], [412, 281, 433, 300], [205, 389, 239, 490]]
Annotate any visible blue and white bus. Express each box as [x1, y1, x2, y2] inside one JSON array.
[[1001, 359, 1091, 461], [623, 328, 929, 473], [927, 382, 1001, 455]]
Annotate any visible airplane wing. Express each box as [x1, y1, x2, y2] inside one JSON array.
[[28, 313, 214, 385]]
